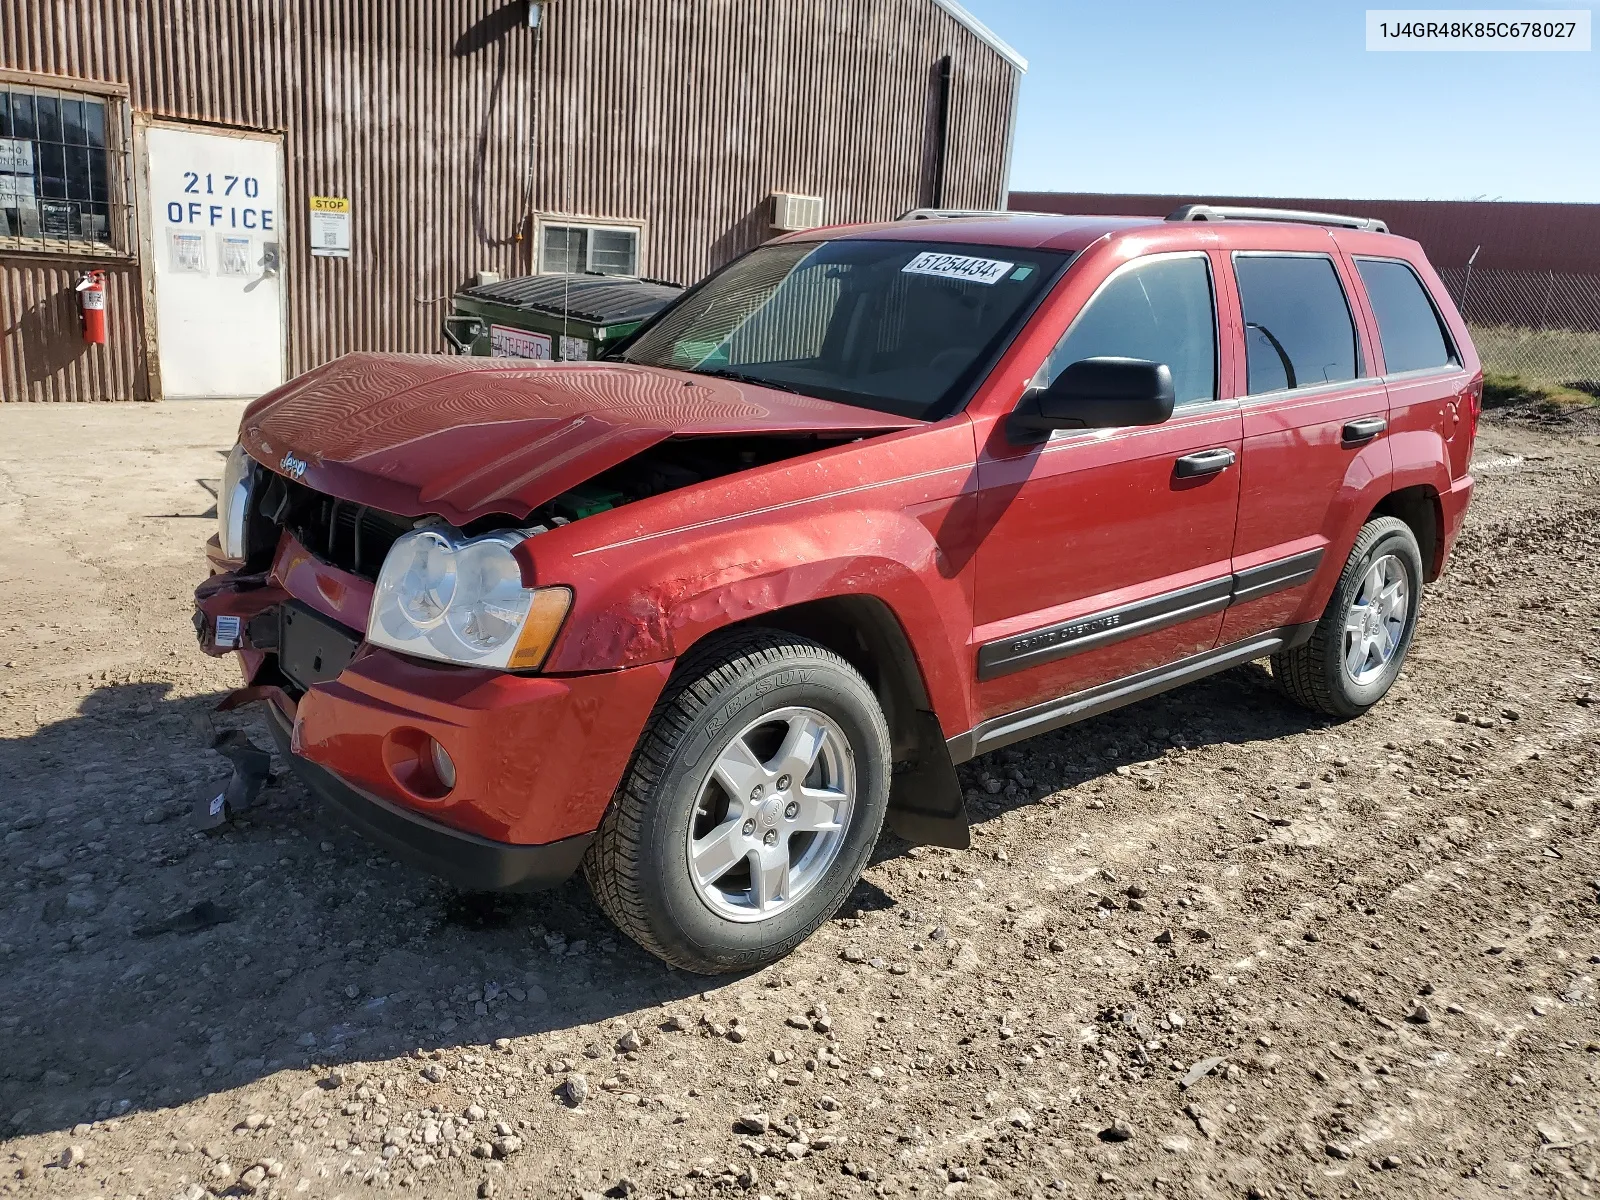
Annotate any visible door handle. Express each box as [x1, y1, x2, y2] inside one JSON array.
[[1342, 416, 1387, 444], [1174, 448, 1236, 478]]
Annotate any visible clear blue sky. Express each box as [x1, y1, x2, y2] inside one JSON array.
[[963, 0, 1599, 202]]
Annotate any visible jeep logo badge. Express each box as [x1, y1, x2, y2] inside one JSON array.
[[280, 451, 308, 479]]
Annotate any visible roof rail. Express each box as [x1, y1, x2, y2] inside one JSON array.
[[896, 207, 1015, 221], [1166, 203, 1389, 235]]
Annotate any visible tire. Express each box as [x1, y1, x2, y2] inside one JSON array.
[[1271, 517, 1423, 719], [584, 628, 892, 974]]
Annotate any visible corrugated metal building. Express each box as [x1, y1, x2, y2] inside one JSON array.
[[0, 0, 1024, 402]]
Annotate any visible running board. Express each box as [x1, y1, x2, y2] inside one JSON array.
[[947, 624, 1313, 763]]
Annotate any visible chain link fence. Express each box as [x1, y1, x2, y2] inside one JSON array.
[[1438, 266, 1600, 388]]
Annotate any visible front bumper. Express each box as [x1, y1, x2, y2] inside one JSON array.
[[264, 704, 592, 892], [287, 645, 671, 847], [197, 542, 674, 888]]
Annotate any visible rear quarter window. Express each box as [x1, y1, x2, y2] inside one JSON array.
[[1234, 255, 1360, 395], [1355, 257, 1457, 374]]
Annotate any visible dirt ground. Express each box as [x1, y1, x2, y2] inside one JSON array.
[[1, 400, 1597, 1200]]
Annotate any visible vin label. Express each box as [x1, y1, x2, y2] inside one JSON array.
[[1367, 9, 1591, 50]]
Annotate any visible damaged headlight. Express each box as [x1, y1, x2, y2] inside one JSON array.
[[367, 528, 572, 670], [218, 443, 257, 560]]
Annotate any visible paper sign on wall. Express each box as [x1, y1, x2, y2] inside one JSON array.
[[309, 195, 351, 258], [169, 229, 208, 273], [219, 235, 253, 276]]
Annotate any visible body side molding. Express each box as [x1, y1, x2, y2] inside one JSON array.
[[976, 546, 1326, 681], [976, 577, 1232, 681], [1230, 547, 1325, 606], [949, 622, 1316, 763]]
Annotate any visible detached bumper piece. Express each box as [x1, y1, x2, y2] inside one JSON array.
[[264, 704, 592, 893]]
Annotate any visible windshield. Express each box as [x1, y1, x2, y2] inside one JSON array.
[[620, 239, 1069, 420]]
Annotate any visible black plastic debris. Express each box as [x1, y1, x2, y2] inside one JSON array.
[[133, 899, 235, 938], [193, 728, 273, 830]]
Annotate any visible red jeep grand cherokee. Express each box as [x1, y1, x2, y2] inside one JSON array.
[[196, 206, 1478, 973]]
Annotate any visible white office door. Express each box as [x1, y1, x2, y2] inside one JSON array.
[[145, 124, 286, 398]]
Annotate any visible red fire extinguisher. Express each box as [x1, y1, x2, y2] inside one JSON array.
[[76, 271, 107, 345]]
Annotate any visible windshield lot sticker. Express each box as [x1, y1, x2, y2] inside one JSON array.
[[902, 251, 1015, 286]]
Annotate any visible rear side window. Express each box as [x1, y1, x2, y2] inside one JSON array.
[[1355, 258, 1456, 374], [1234, 255, 1359, 394], [1045, 254, 1217, 406]]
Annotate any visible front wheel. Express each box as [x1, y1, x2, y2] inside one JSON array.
[[1272, 516, 1423, 718], [584, 629, 891, 973]]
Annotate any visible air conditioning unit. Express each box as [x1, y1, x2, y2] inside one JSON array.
[[770, 192, 824, 232]]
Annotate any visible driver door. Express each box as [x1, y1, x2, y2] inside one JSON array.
[[973, 251, 1244, 721]]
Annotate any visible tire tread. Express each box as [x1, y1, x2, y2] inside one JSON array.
[[584, 628, 880, 972], [1271, 516, 1415, 717]]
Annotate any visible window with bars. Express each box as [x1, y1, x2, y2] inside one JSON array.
[[538, 221, 640, 276], [0, 79, 131, 254]]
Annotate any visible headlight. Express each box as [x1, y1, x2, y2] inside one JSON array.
[[218, 443, 256, 560], [367, 528, 572, 670]]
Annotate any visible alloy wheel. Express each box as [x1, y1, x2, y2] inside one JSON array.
[[685, 706, 856, 922], [1343, 552, 1409, 686]]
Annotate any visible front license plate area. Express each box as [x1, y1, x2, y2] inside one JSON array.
[[279, 601, 361, 691]]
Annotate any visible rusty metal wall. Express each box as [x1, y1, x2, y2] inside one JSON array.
[[2, 0, 540, 400], [0, 257, 146, 400], [2, 0, 1017, 401], [530, 0, 1018, 286], [1010, 191, 1600, 276]]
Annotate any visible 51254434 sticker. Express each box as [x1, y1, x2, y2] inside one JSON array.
[[901, 251, 1016, 286]]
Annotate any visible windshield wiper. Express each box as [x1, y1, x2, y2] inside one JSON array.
[[692, 367, 807, 397]]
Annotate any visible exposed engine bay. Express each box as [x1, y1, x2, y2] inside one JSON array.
[[242, 433, 865, 581]]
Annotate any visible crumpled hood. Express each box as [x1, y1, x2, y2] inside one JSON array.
[[240, 353, 919, 526]]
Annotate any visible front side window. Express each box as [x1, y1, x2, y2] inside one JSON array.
[[1235, 255, 1359, 394], [1042, 254, 1217, 406], [622, 239, 1068, 420], [0, 80, 127, 252], [1355, 257, 1456, 374], [539, 221, 639, 276]]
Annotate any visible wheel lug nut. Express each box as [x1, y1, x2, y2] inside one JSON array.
[[742, 819, 756, 835], [763, 830, 778, 846], [777, 774, 792, 790], [749, 784, 764, 801], [784, 801, 799, 820]]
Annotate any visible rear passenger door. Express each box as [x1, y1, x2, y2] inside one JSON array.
[[1220, 251, 1393, 644], [1350, 254, 1475, 486]]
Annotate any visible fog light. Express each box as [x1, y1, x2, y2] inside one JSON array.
[[429, 739, 457, 792]]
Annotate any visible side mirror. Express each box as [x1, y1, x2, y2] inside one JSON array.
[[1007, 356, 1176, 444]]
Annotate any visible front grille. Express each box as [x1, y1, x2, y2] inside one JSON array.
[[259, 475, 416, 581]]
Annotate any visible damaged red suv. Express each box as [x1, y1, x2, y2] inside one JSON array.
[[197, 206, 1478, 973]]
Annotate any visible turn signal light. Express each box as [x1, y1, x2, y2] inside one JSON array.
[[508, 587, 573, 670]]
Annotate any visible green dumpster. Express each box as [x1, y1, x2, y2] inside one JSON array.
[[442, 273, 682, 362]]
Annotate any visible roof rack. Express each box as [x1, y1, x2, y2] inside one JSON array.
[[896, 207, 1015, 221], [1166, 203, 1389, 234]]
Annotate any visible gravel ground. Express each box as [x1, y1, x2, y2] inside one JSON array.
[[1, 400, 1597, 1200]]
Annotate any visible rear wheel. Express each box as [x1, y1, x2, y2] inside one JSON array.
[[584, 629, 891, 973], [1272, 516, 1423, 718]]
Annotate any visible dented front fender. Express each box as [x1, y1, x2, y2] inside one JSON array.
[[539, 419, 983, 739]]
